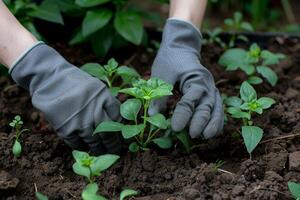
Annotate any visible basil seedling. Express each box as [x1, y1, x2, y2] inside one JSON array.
[[94, 78, 190, 152], [9, 115, 29, 157], [219, 43, 285, 86], [203, 27, 226, 48], [81, 58, 140, 96], [224, 81, 275, 159]]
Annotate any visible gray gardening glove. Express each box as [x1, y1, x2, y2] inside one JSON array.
[[149, 19, 224, 139], [9, 42, 122, 155]]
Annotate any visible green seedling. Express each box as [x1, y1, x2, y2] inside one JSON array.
[[34, 183, 48, 200], [4, 0, 63, 40], [9, 115, 29, 157], [203, 27, 226, 48], [219, 43, 285, 86], [94, 78, 191, 152], [224, 11, 254, 48], [288, 182, 300, 200], [224, 81, 275, 159], [72, 150, 137, 200], [81, 58, 140, 96], [212, 160, 225, 172]]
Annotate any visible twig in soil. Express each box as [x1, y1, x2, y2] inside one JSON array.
[[247, 185, 290, 197], [3, 84, 18, 92], [260, 133, 300, 144], [65, 188, 78, 199], [217, 168, 235, 175], [123, 53, 137, 66], [34, 183, 38, 192], [215, 79, 228, 86]]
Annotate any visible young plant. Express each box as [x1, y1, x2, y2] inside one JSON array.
[[219, 43, 285, 86], [4, 0, 63, 40], [72, 150, 137, 200], [94, 78, 184, 152], [81, 58, 140, 96], [224, 11, 254, 48], [35, 183, 48, 200], [224, 81, 275, 159], [288, 182, 300, 200], [212, 160, 225, 172], [9, 115, 29, 157], [203, 27, 226, 48]]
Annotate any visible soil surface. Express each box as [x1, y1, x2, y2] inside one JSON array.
[[1, 36, 300, 200]]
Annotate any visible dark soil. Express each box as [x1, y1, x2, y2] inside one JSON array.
[[1, 36, 300, 200]]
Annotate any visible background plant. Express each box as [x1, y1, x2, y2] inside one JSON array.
[[219, 43, 285, 86], [94, 78, 191, 152], [72, 150, 137, 200], [223, 11, 254, 48], [81, 58, 140, 96], [288, 181, 300, 200], [9, 115, 29, 157], [203, 27, 226, 48], [224, 81, 275, 159]]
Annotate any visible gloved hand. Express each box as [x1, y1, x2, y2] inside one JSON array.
[[9, 43, 122, 155], [149, 19, 224, 139]]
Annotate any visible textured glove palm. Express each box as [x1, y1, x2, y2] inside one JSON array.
[[10, 43, 121, 155], [149, 19, 224, 139]]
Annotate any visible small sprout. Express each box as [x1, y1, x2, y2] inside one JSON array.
[[288, 182, 300, 200], [81, 58, 140, 96], [203, 27, 226, 48], [224, 11, 254, 48], [219, 43, 285, 86], [9, 115, 29, 157], [212, 160, 225, 172], [224, 82, 275, 159], [34, 183, 48, 200]]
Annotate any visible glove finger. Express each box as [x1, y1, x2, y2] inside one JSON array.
[[189, 95, 214, 138], [60, 132, 87, 150], [171, 87, 206, 132], [148, 96, 169, 116], [104, 93, 121, 121], [202, 90, 224, 139], [80, 127, 106, 155]]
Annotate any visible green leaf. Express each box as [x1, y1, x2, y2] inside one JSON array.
[[116, 66, 140, 84], [29, 0, 63, 24], [240, 22, 254, 31], [75, 0, 110, 7], [227, 107, 250, 120], [257, 97, 275, 109], [288, 182, 300, 199], [114, 11, 143, 45], [81, 63, 107, 81], [91, 25, 114, 57], [120, 99, 141, 121], [240, 81, 257, 102], [72, 150, 90, 163], [91, 154, 119, 174], [120, 189, 138, 200], [152, 137, 172, 149], [129, 142, 139, 152], [69, 29, 86, 45], [12, 140, 22, 157], [82, 183, 107, 200], [121, 124, 145, 139], [82, 9, 112, 37], [224, 18, 234, 27], [224, 96, 242, 107], [35, 192, 49, 200], [247, 76, 263, 85], [234, 11, 242, 23], [261, 50, 285, 65], [256, 66, 278, 86], [241, 126, 263, 154], [146, 113, 168, 129], [94, 121, 124, 134], [23, 21, 42, 40], [218, 48, 248, 71], [239, 64, 255, 75], [72, 162, 91, 179], [109, 87, 120, 97], [175, 130, 191, 153]]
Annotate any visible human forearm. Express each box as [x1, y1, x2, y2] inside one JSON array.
[[169, 0, 207, 28], [0, 1, 37, 68]]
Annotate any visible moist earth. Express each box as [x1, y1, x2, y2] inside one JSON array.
[[1, 37, 300, 199]]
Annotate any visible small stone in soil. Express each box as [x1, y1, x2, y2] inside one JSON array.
[[289, 151, 300, 172]]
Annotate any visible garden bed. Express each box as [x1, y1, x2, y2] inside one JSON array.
[[1, 35, 300, 200]]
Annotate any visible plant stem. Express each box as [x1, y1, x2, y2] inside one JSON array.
[[145, 129, 161, 145], [88, 166, 93, 184], [139, 100, 149, 144]]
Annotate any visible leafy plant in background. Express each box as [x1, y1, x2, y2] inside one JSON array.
[[94, 78, 191, 152], [72, 150, 138, 200], [61, 0, 144, 57], [288, 182, 300, 200], [224, 11, 254, 48], [203, 27, 226, 48], [219, 43, 285, 86], [224, 81, 275, 159], [9, 115, 29, 157], [81, 58, 140, 96], [4, 0, 63, 40]]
